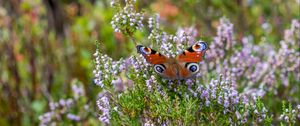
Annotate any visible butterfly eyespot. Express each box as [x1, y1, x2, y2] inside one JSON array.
[[139, 46, 151, 55], [193, 41, 207, 51], [189, 65, 197, 72], [154, 64, 165, 74], [186, 63, 200, 73], [137, 45, 151, 55]]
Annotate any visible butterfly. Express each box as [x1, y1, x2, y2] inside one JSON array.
[[136, 41, 208, 80]]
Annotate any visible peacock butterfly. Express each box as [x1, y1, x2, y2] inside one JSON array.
[[137, 41, 208, 80]]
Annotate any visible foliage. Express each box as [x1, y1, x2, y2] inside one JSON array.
[[0, 0, 299, 125], [94, 0, 300, 125]]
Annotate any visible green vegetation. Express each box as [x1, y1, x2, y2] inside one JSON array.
[[0, 0, 299, 125]]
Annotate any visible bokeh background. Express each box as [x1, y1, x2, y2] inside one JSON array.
[[0, 0, 299, 125]]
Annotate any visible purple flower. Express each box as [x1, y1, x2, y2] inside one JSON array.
[[201, 89, 209, 99], [242, 95, 248, 104], [67, 114, 81, 121], [185, 79, 193, 87], [111, 0, 144, 33], [146, 77, 154, 91], [223, 100, 229, 108], [205, 100, 210, 107], [235, 111, 241, 120], [217, 96, 223, 104], [72, 83, 84, 99], [97, 94, 110, 124]]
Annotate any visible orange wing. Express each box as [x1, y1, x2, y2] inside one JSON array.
[[176, 41, 208, 62], [136, 45, 167, 64]]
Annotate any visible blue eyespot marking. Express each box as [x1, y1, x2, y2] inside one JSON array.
[[154, 64, 165, 73], [140, 47, 151, 54], [193, 41, 208, 51], [186, 63, 199, 73], [198, 41, 207, 51], [156, 66, 163, 73], [189, 65, 198, 72]]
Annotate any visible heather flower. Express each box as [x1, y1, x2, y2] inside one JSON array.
[[72, 81, 84, 99], [261, 22, 272, 33], [147, 14, 172, 50], [95, 2, 300, 124], [97, 93, 110, 124], [112, 77, 133, 92], [148, 14, 159, 29], [111, 0, 144, 34], [110, 0, 117, 7], [235, 111, 241, 120], [93, 47, 127, 89], [279, 103, 300, 125], [144, 118, 155, 126], [207, 17, 235, 62], [284, 19, 300, 46], [67, 114, 81, 121], [39, 81, 89, 125], [146, 75, 157, 91], [205, 100, 210, 106], [200, 89, 209, 99], [39, 112, 55, 126], [147, 16, 202, 57], [204, 20, 299, 100], [176, 26, 198, 45], [128, 54, 158, 82], [185, 79, 193, 87]]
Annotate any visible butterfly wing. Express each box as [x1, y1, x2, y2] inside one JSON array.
[[176, 41, 208, 79], [137, 45, 178, 79], [176, 41, 208, 63], [136, 45, 167, 64], [136, 42, 208, 80]]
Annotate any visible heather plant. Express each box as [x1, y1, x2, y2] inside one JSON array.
[[38, 79, 95, 126], [93, 0, 300, 125], [279, 102, 300, 125], [0, 0, 299, 125]]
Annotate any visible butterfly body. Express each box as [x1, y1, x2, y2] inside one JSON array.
[[137, 41, 208, 80]]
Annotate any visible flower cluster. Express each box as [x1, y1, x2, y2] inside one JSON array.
[[147, 14, 201, 57], [72, 82, 84, 99], [190, 75, 270, 124], [148, 14, 160, 29], [93, 1, 300, 124], [39, 99, 74, 126], [176, 26, 198, 45], [145, 75, 157, 91], [275, 19, 300, 85], [284, 19, 300, 46], [111, 0, 144, 35], [39, 80, 89, 126], [93, 47, 126, 88], [96, 93, 110, 124], [148, 14, 167, 45], [279, 103, 300, 125], [203, 18, 300, 101], [207, 17, 235, 62], [112, 76, 133, 92]]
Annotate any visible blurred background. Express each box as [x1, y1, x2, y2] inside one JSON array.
[[0, 0, 299, 125]]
